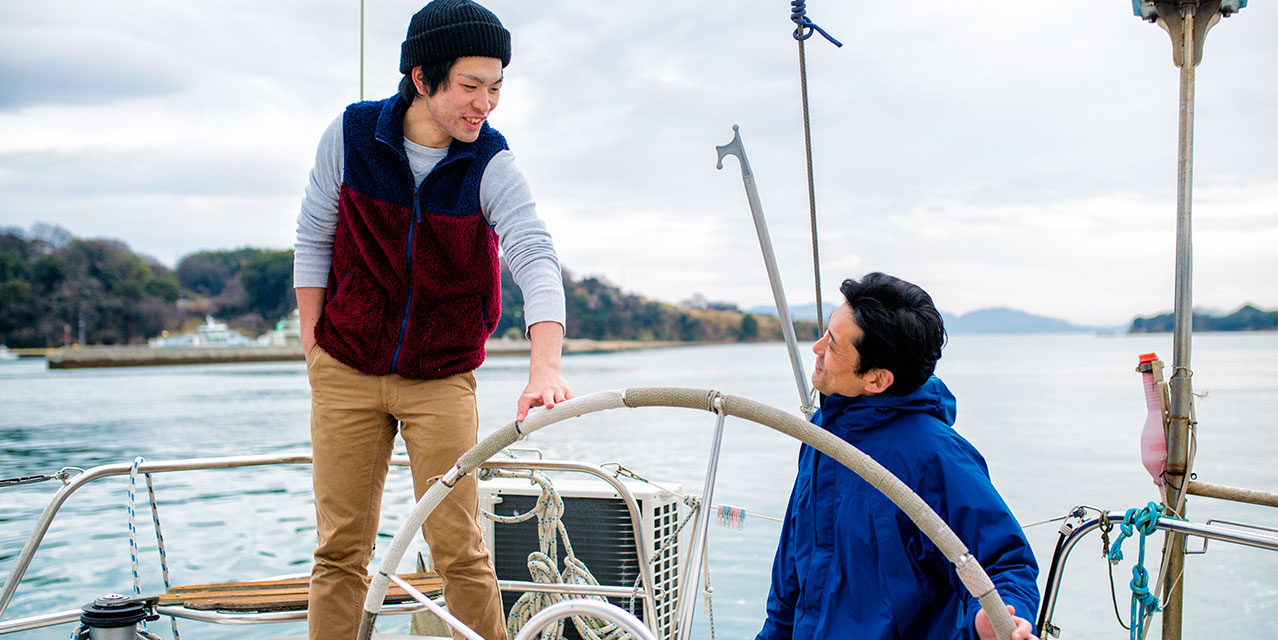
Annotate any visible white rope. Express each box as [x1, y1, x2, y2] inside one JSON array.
[[128, 457, 180, 640], [479, 469, 632, 640], [128, 459, 143, 598]]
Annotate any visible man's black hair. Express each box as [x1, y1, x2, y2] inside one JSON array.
[[839, 272, 947, 396], [397, 59, 456, 104]]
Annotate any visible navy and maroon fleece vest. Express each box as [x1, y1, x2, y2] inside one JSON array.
[[315, 95, 506, 380]]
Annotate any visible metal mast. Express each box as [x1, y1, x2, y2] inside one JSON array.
[[1132, 2, 1247, 638], [360, 0, 365, 101]]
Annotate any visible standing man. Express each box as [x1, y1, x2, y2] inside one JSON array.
[[756, 273, 1039, 640], [293, 1, 571, 637]]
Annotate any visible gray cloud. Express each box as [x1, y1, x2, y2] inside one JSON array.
[[0, 25, 186, 110], [0, 0, 1274, 325], [0, 60, 183, 110], [0, 149, 299, 199]]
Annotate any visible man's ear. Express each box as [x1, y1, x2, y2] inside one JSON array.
[[411, 66, 428, 96], [863, 368, 894, 395]]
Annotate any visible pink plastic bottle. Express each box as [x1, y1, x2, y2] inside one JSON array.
[[1138, 352, 1167, 486]]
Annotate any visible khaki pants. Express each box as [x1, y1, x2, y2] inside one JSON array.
[[306, 346, 507, 640]]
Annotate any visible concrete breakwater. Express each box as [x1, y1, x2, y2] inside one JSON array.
[[47, 345, 305, 368], [44, 339, 691, 369]]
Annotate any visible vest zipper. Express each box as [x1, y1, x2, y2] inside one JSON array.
[[381, 124, 466, 376], [390, 186, 420, 374]]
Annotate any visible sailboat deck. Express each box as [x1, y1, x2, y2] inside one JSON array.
[[158, 572, 443, 613]]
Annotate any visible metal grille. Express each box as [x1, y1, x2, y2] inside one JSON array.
[[480, 478, 683, 640], [648, 499, 681, 640]]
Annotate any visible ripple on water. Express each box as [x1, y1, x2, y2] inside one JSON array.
[[2, 341, 1277, 639]]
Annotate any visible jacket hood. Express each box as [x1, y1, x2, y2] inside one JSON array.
[[815, 375, 956, 436]]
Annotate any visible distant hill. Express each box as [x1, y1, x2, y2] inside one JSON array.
[[942, 307, 1092, 334], [499, 268, 819, 343], [747, 302, 1093, 334], [1130, 305, 1278, 333], [745, 302, 838, 322]]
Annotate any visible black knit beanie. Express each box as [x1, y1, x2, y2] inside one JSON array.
[[399, 0, 511, 73]]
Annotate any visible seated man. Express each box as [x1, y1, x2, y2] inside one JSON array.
[[756, 272, 1040, 640]]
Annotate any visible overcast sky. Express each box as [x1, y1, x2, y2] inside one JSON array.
[[2, 1, 1274, 326]]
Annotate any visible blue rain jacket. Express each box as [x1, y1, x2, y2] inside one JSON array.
[[756, 376, 1039, 639]]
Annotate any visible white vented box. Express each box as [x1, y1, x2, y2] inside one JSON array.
[[478, 475, 684, 640]]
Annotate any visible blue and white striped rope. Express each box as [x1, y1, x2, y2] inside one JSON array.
[[128, 457, 181, 640], [128, 458, 143, 599]]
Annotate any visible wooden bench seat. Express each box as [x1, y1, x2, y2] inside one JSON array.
[[159, 572, 444, 613]]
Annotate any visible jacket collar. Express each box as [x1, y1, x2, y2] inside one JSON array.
[[815, 375, 957, 435], [372, 95, 488, 170]]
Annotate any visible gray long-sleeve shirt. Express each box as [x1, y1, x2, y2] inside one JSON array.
[[294, 115, 566, 331]]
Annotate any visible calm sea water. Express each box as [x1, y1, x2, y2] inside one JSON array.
[[1, 333, 1276, 639]]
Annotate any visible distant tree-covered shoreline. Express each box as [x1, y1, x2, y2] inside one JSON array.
[[0, 228, 181, 347], [0, 227, 813, 347], [7, 227, 1273, 347], [1129, 305, 1278, 333]]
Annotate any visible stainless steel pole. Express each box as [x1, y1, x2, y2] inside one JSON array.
[[673, 406, 728, 639], [1162, 4, 1200, 636], [359, 0, 365, 101]]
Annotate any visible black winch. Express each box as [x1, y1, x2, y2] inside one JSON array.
[[78, 594, 159, 639]]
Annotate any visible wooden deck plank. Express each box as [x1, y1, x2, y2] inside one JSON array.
[[159, 573, 443, 613], [165, 581, 442, 605]]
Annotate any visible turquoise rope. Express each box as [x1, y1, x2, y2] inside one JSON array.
[[1106, 502, 1166, 640]]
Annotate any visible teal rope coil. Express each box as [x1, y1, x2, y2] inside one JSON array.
[[1106, 502, 1167, 640]]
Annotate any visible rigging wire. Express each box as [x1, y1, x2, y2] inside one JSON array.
[[0, 467, 81, 488], [1099, 513, 1132, 631], [603, 462, 782, 523], [360, 0, 365, 101], [789, 1, 841, 334]]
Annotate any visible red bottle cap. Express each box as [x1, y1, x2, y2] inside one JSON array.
[[1138, 352, 1159, 364]]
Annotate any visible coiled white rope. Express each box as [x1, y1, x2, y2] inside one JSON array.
[[479, 468, 631, 640]]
